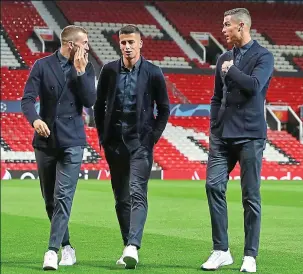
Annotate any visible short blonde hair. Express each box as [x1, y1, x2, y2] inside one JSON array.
[[60, 25, 88, 44]]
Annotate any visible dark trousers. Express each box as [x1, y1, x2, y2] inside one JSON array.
[[206, 134, 265, 257], [104, 142, 153, 249], [35, 146, 84, 250]]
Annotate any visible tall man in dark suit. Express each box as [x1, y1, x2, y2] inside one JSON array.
[[94, 25, 170, 269], [21, 25, 96, 271], [201, 8, 274, 273]]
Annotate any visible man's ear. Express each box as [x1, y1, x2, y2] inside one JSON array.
[[238, 22, 244, 31], [68, 41, 74, 50], [139, 40, 143, 49]]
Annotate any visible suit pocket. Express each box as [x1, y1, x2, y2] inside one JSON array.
[[244, 108, 261, 130]]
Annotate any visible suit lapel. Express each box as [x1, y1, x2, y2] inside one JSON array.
[[106, 60, 120, 114], [237, 41, 259, 71], [47, 51, 65, 90], [136, 59, 147, 120], [222, 51, 233, 85]]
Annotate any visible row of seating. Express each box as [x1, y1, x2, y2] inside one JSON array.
[[1, 1, 302, 71], [165, 74, 303, 112], [56, 1, 195, 68], [155, 1, 303, 71], [1, 68, 302, 113], [155, 1, 303, 46], [0, 34, 20, 67], [1, 114, 302, 171], [1, 1, 52, 66]]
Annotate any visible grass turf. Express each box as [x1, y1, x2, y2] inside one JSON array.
[[1, 179, 303, 273]]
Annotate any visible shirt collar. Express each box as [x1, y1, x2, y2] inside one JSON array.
[[241, 39, 254, 50], [121, 56, 142, 72], [57, 49, 70, 65], [239, 39, 254, 54]]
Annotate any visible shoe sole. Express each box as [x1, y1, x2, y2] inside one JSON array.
[[201, 260, 233, 270], [43, 265, 58, 271], [240, 269, 256, 273], [59, 262, 76, 266], [116, 261, 126, 267], [123, 256, 137, 269], [59, 260, 76, 266]]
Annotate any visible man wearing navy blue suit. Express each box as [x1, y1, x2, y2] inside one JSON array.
[[94, 25, 170, 269], [21, 25, 96, 271], [201, 8, 274, 273]]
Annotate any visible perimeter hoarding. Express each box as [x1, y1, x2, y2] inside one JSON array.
[[2, 169, 302, 181]]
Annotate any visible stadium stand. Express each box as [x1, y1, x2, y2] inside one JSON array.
[[56, 1, 194, 69], [1, 0, 302, 179], [155, 1, 303, 72], [166, 74, 303, 111], [1, 1, 51, 67], [0, 34, 20, 68]]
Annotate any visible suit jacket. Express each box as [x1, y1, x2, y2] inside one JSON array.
[[93, 56, 170, 149], [21, 51, 97, 148], [210, 41, 274, 139]]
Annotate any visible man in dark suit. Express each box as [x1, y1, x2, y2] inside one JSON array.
[[201, 8, 274, 273], [21, 25, 96, 271], [94, 24, 170, 269]]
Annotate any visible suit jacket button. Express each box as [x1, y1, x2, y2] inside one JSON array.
[[69, 116, 72, 119], [51, 86, 54, 90], [56, 116, 59, 119], [70, 102, 74, 106]]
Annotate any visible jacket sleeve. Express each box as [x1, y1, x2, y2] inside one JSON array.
[[93, 65, 108, 144], [21, 60, 42, 126], [226, 51, 274, 96], [153, 66, 170, 143], [76, 62, 97, 107], [210, 57, 224, 123]]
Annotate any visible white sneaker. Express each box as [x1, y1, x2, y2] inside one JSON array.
[[116, 256, 126, 266], [116, 247, 126, 267], [123, 245, 139, 269], [43, 250, 58, 270], [240, 256, 256, 272], [59, 245, 76, 266], [201, 249, 233, 270]]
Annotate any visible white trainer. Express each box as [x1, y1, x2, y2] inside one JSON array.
[[123, 245, 139, 269], [116, 247, 126, 267], [59, 245, 76, 266], [43, 250, 58, 270], [240, 256, 256, 273], [116, 255, 126, 267], [201, 249, 233, 270]]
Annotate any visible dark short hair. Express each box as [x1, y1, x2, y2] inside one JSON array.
[[224, 8, 252, 28], [119, 24, 141, 36]]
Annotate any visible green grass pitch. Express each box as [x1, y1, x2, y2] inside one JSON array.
[[1, 179, 303, 273]]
